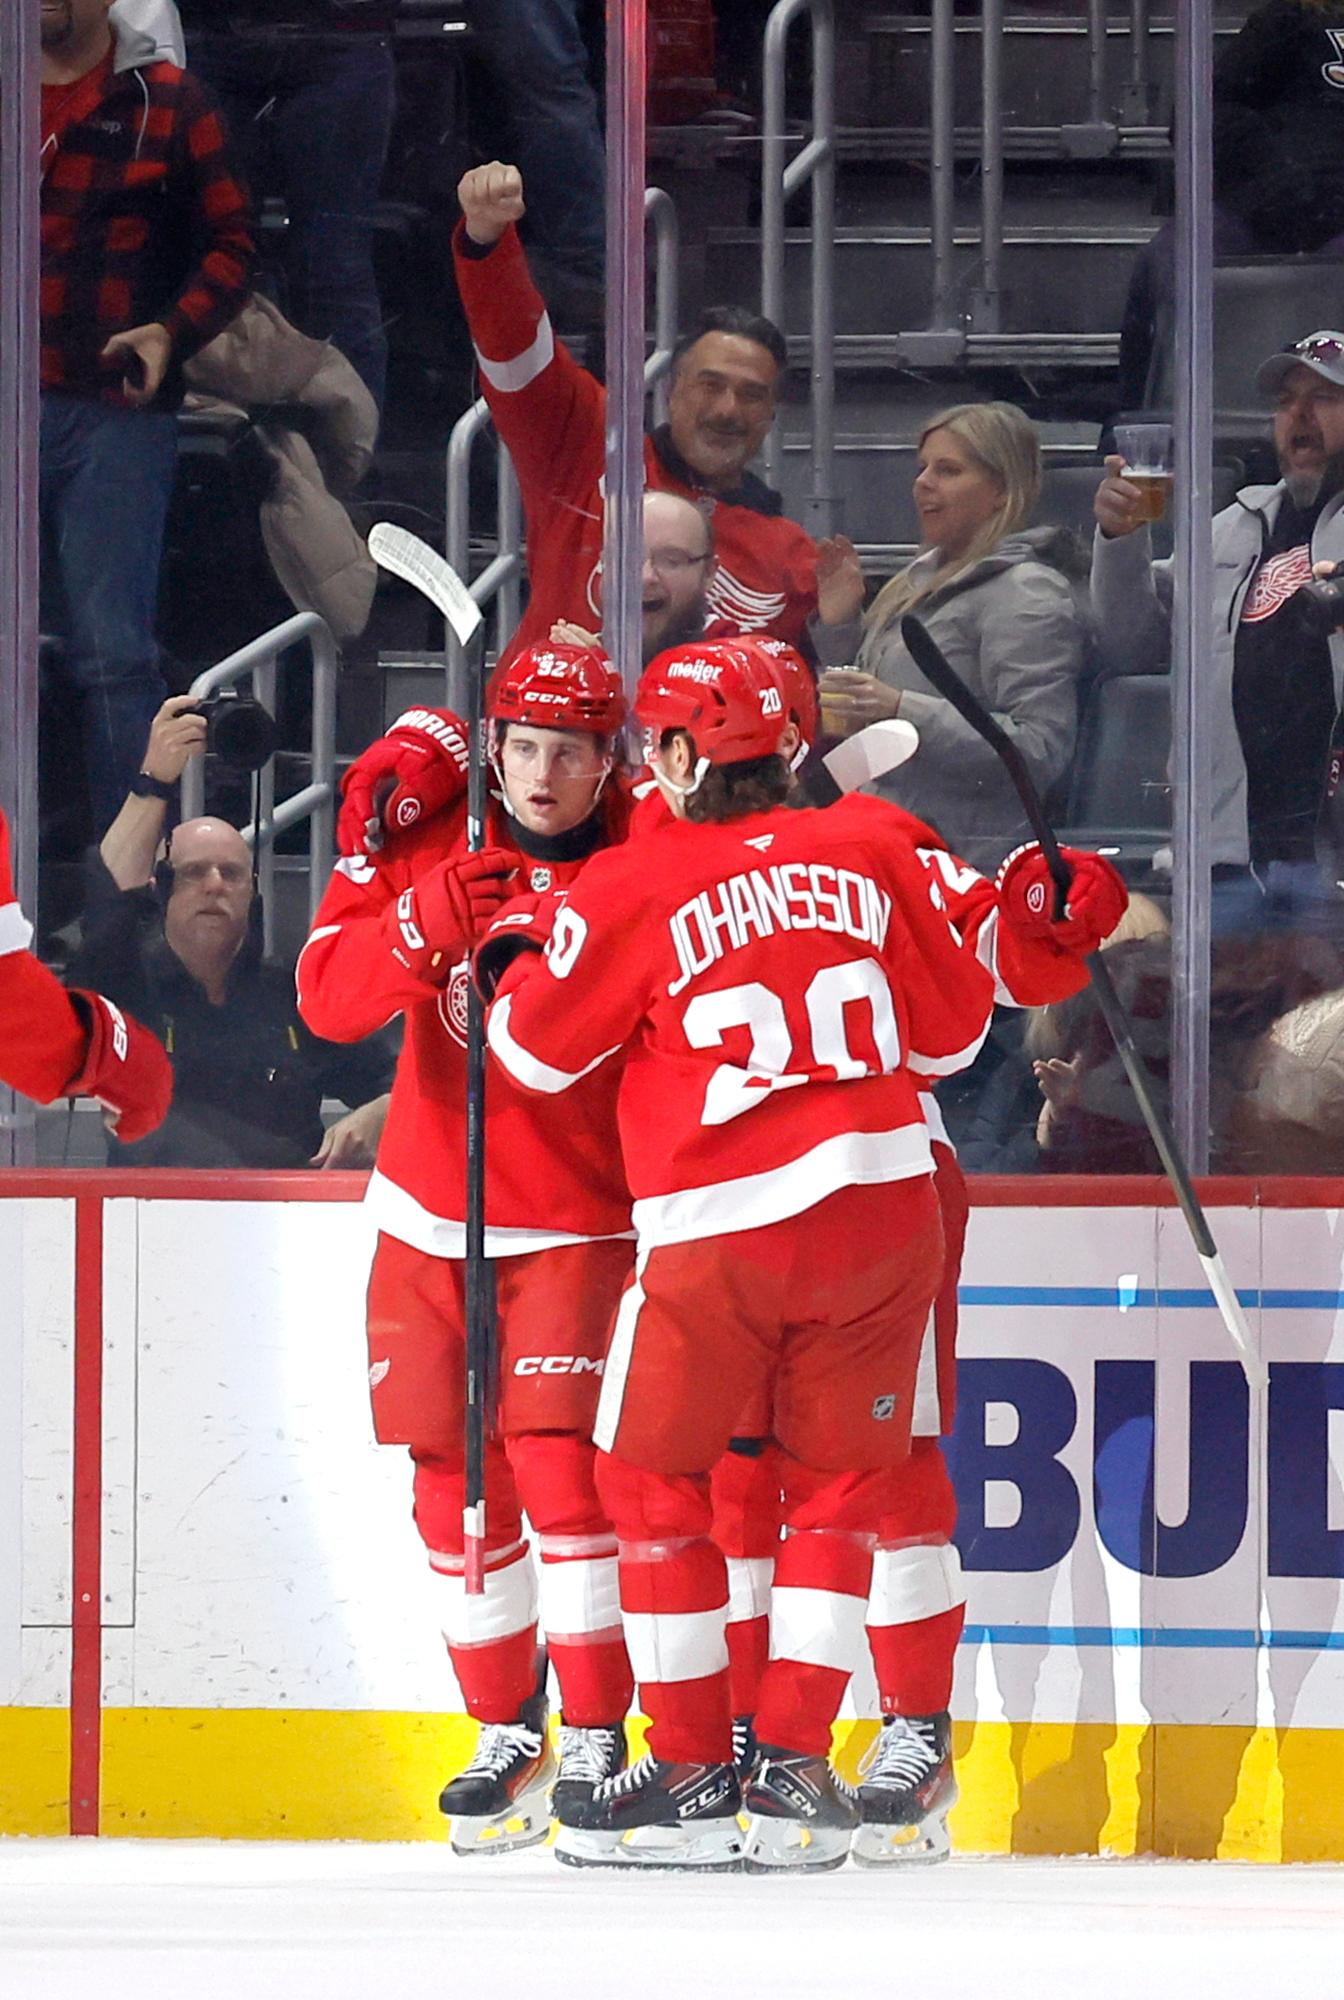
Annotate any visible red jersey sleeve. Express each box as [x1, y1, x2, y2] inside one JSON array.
[[0, 807, 93, 1101], [452, 222, 606, 512], [296, 821, 463, 1043], [486, 847, 647, 1094]]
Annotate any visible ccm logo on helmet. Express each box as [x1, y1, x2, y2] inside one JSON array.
[[513, 1355, 605, 1377]]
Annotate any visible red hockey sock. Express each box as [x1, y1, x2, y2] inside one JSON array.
[[597, 1451, 733, 1765], [866, 1603, 965, 1717], [753, 1459, 884, 1758], [506, 1430, 633, 1727], [413, 1447, 540, 1725]]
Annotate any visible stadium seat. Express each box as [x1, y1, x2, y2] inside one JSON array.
[[1058, 674, 1171, 868]]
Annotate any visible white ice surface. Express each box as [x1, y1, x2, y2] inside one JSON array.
[[4, 1842, 1344, 2000]]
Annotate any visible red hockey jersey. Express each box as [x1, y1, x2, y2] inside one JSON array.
[[296, 792, 634, 1258], [453, 222, 819, 673], [487, 795, 997, 1248]]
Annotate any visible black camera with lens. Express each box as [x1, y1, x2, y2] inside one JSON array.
[[1297, 561, 1344, 636], [189, 692, 279, 772]]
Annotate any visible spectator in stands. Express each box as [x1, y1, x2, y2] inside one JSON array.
[[1092, 329, 1344, 936], [1118, 1, 1344, 408], [1031, 925, 1344, 1175], [467, 2, 606, 325], [39, 0, 252, 838], [178, 0, 396, 414], [550, 490, 716, 665], [453, 160, 819, 674], [67, 697, 394, 1168], [812, 402, 1087, 872]]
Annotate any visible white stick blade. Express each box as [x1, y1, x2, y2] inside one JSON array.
[[822, 718, 920, 792], [1198, 1250, 1267, 1391], [368, 522, 484, 649]]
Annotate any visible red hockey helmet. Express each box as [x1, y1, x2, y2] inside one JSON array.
[[636, 640, 789, 766], [737, 636, 818, 752], [490, 642, 627, 737]]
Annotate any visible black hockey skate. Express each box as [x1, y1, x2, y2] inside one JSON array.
[[551, 1722, 629, 1824], [741, 1746, 861, 1872], [553, 1752, 743, 1871], [851, 1710, 957, 1866], [438, 1690, 555, 1857]]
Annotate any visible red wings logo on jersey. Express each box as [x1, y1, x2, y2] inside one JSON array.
[[705, 566, 789, 634], [1243, 544, 1314, 623], [437, 960, 471, 1048]]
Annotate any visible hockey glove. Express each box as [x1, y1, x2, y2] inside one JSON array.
[[997, 842, 1128, 957], [64, 991, 173, 1143], [471, 892, 564, 1002], [337, 707, 470, 856], [384, 846, 515, 986]]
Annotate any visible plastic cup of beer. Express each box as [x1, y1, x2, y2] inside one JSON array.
[[1114, 423, 1174, 524], [819, 665, 863, 736]]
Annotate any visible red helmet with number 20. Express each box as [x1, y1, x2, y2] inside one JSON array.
[[737, 636, 817, 754], [490, 642, 627, 736], [636, 641, 790, 766]]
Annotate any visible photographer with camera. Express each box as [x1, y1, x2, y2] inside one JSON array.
[[1092, 329, 1344, 937], [67, 696, 394, 1168]]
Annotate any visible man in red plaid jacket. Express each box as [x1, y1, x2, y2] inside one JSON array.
[[40, 0, 252, 835]]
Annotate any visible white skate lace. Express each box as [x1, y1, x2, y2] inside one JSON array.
[[462, 1721, 544, 1782], [557, 1725, 622, 1785], [596, 1751, 658, 1800], [858, 1716, 940, 1791]]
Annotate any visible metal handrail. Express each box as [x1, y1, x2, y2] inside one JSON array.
[[442, 185, 681, 710], [180, 612, 337, 960], [760, 0, 836, 533]]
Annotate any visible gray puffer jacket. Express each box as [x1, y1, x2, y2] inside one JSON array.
[[813, 527, 1088, 872]]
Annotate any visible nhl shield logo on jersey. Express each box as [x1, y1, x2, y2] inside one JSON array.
[[437, 960, 471, 1048], [872, 1393, 897, 1422], [529, 866, 553, 891]]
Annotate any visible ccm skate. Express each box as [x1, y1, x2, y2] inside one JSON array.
[[741, 1748, 860, 1872], [438, 1691, 555, 1857], [851, 1711, 957, 1865], [554, 1752, 744, 1871]]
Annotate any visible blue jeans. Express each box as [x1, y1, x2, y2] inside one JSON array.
[[471, 0, 606, 280], [189, 34, 395, 413], [39, 393, 177, 837]]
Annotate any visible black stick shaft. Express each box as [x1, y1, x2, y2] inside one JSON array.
[[900, 614, 1220, 1265], [463, 628, 494, 1593]]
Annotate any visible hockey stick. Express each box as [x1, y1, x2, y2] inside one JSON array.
[[799, 717, 921, 807], [899, 613, 1264, 1391], [368, 524, 496, 1591]]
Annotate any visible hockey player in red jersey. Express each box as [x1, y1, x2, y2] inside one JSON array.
[[296, 644, 639, 1855], [480, 643, 999, 1871], [0, 806, 171, 1140]]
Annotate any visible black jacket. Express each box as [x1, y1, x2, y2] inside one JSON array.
[[68, 867, 394, 1168]]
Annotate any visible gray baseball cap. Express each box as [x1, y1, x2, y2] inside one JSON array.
[[1256, 331, 1344, 397]]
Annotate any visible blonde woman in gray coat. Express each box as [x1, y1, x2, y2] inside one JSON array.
[[814, 402, 1087, 872]]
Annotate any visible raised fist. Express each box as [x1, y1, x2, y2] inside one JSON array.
[[458, 161, 526, 248], [337, 707, 470, 856]]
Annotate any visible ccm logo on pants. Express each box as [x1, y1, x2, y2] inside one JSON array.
[[513, 1356, 605, 1377]]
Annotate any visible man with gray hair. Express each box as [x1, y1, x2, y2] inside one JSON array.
[[1091, 329, 1344, 933]]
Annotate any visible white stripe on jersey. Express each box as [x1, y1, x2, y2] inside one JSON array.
[[488, 990, 621, 1094], [365, 1166, 633, 1260], [629, 1122, 934, 1249], [474, 312, 555, 394], [0, 901, 34, 958]]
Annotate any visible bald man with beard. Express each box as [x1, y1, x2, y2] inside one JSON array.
[[550, 490, 716, 666], [67, 697, 395, 1168]]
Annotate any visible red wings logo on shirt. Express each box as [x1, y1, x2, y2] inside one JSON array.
[[1242, 544, 1315, 624], [705, 567, 788, 633]]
